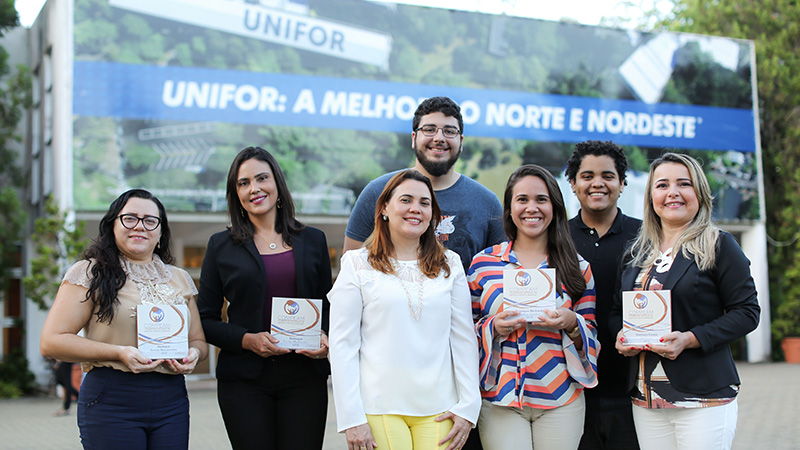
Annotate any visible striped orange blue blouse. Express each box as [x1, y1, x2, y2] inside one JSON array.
[[467, 241, 599, 409]]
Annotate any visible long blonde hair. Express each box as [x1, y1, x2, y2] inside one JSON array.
[[629, 153, 719, 271]]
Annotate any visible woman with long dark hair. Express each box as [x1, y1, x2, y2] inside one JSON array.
[[468, 165, 599, 450], [40, 188, 208, 449], [329, 169, 480, 450], [198, 146, 332, 450]]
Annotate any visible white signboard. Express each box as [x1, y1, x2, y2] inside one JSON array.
[[109, 0, 392, 69]]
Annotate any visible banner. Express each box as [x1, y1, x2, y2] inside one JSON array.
[[75, 61, 755, 152], [71, 0, 761, 220]]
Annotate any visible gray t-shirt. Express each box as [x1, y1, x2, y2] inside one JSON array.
[[345, 171, 506, 271]]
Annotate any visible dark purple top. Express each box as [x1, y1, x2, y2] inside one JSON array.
[[261, 250, 297, 329]]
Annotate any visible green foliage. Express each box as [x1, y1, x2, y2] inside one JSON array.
[[0, 4, 31, 294], [0, 349, 35, 398], [73, 116, 121, 209], [660, 0, 800, 358], [0, 0, 19, 37], [22, 197, 88, 311], [771, 295, 800, 340]]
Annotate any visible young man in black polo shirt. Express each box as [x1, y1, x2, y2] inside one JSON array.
[[566, 140, 642, 450]]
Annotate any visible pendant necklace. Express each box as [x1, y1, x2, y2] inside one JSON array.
[[255, 233, 279, 250], [399, 274, 424, 320]]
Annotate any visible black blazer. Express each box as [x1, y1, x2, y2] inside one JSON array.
[[198, 226, 332, 380], [610, 231, 760, 395]]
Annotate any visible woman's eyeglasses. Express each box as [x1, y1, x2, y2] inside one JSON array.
[[118, 214, 161, 231]]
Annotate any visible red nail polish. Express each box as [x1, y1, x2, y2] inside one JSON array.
[[659, 337, 664, 342]]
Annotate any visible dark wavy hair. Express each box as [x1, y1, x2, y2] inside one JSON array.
[[412, 96, 463, 134], [226, 146, 304, 245], [503, 165, 585, 302], [365, 170, 450, 279], [84, 189, 173, 324], [564, 140, 629, 185]]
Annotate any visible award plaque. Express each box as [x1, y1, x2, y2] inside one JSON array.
[[137, 304, 189, 359], [622, 290, 672, 345], [271, 297, 323, 350], [502, 268, 557, 322]]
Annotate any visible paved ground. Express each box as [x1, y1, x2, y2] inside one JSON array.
[[0, 362, 796, 449]]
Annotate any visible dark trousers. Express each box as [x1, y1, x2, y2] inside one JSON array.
[[463, 426, 484, 450], [217, 357, 328, 450], [578, 396, 640, 450], [77, 367, 189, 450], [55, 361, 79, 411]]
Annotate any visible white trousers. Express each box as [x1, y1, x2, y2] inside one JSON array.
[[632, 398, 738, 450], [478, 393, 585, 450]]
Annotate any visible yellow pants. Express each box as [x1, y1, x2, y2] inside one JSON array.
[[366, 413, 454, 450]]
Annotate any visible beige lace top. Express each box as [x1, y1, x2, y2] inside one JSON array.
[[62, 255, 198, 373]]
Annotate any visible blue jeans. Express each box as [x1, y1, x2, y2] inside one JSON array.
[[77, 367, 189, 450]]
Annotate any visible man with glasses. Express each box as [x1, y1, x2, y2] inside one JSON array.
[[343, 96, 504, 275]]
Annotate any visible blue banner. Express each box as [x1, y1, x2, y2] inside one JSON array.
[[74, 61, 756, 152]]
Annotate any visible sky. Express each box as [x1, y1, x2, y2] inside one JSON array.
[[14, 0, 672, 28]]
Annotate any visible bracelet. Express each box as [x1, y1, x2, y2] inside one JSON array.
[[566, 325, 581, 339]]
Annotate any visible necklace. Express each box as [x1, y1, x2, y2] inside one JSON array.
[[254, 232, 280, 250], [654, 248, 674, 273], [399, 272, 424, 321]]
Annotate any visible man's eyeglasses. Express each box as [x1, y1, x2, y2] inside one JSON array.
[[118, 214, 161, 231], [415, 125, 461, 139]]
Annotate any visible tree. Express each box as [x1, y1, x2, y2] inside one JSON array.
[[658, 0, 800, 358], [0, 0, 37, 398], [0, 0, 31, 294], [22, 196, 88, 311]]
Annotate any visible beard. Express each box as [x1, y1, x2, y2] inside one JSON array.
[[414, 142, 461, 177]]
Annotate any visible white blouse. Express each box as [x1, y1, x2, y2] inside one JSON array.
[[328, 248, 481, 432]]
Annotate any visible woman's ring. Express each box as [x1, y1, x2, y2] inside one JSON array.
[[507, 326, 513, 333]]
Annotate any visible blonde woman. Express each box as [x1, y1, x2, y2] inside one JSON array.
[[612, 153, 760, 450]]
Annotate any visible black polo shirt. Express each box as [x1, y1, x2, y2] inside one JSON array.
[[569, 208, 641, 399]]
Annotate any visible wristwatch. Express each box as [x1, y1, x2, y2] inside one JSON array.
[[566, 325, 581, 339]]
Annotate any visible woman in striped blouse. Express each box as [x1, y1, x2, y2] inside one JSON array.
[[468, 164, 599, 450]]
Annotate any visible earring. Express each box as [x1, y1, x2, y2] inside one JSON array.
[[157, 241, 161, 250], [382, 214, 388, 221], [277, 197, 282, 209]]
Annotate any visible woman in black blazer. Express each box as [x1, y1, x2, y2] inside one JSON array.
[[611, 153, 759, 450], [198, 147, 332, 450]]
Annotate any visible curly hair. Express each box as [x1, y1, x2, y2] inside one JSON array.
[[564, 140, 629, 185], [84, 189, 173, 324]]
